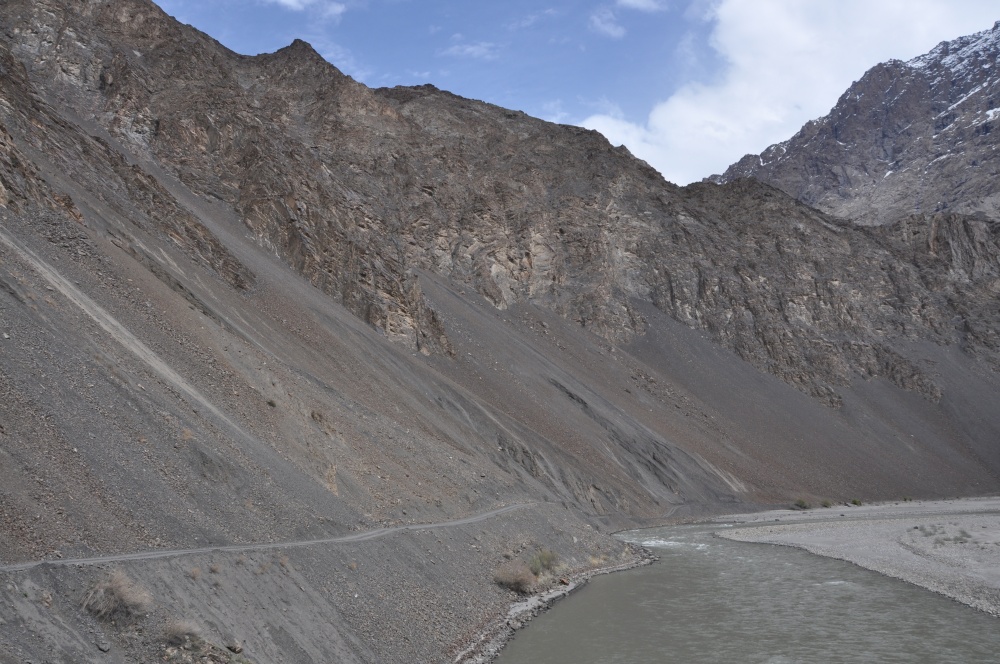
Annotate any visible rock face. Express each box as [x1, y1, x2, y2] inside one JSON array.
[[0, 2, 999, 663], [708, 20, 1000, 407], [715, 21, 1000, 226], [5, 0, 998, 406]]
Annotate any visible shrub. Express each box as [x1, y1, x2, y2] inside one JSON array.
[[163, 618, 204, 646], [821, 500, 832, 508], [793, 499, 810, 510], [851, 498, 863, 506], [82, 570, 152, 621], [529, 549, 559, 576], [494, 561, 534, 593]]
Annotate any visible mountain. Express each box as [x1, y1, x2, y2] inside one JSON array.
[[0, 2, 998, 662], [715, 21, 1000, 225]]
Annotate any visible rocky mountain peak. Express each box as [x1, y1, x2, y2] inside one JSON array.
[[907, 20, 1000, 74], [265, 37, 344, 76], [713, 21, 1000, 226]]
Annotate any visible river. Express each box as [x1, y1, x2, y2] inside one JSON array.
[[496, 522, 1000, 663]]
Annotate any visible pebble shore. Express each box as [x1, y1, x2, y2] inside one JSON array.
[[714, 497, 1000, 617]]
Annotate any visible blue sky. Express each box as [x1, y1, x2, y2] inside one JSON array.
[[155, 0, 998, 184]]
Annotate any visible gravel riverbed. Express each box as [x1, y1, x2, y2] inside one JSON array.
[[714, 497, 1000, 617]]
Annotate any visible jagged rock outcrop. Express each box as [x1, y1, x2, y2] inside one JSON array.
[[0, 33, 254, 290], [5, 0, 998, 406], [715, 21, 1000, 226]]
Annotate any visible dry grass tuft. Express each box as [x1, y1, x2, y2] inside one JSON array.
[[188, 567, 201, 580], [82, 570, 152, 621], [494, 561, 535, 594], [163, 618, 204, 646]]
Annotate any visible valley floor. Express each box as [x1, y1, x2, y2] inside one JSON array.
[[715, 497, 1000, 617]]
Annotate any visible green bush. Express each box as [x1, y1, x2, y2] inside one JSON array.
[[793, 499, 810, 510], [529, 549, 559, 576]]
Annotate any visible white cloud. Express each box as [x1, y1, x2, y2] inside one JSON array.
[[589, 8, 626, 38], [617, 0, 667, 11], [263, 0, 346, 20], [319, 2, 347, 19], [441, 41, 500, 61], [581, 0, 1000, 185], [508, 8, 559, 31]]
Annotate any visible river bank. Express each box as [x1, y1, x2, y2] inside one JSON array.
[[714, 496, 1000, 617], [491, 511, 1000, 663], [457, 497, 1000, 664], [455, 543, 656, 664]]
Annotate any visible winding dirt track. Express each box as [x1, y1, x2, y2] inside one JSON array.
[[0, 214, 541, 576], [0, 503, 535, 573]]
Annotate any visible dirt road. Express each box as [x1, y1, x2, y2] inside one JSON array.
[[0, 503, 535, 573]]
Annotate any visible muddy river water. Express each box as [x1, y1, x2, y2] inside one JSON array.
[[496, 522, 1000, 663]]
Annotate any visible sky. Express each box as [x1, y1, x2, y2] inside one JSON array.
[[154, 0, 998, 185]]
